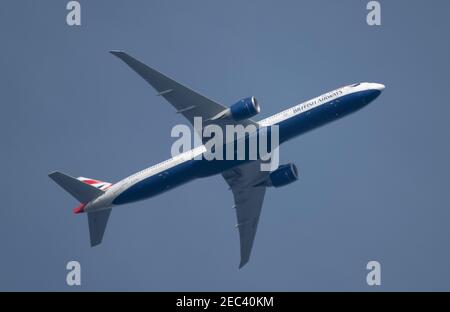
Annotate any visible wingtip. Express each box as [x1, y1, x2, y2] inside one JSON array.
[[48, 171, 61, 179], [238, 260, 248, 269], [90, 242, 101, 247], [109, 50, 128, 58]]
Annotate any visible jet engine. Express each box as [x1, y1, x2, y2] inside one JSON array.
[[229, 96, 260, 121], [267, 163, 299, 187], [209, 96, 260, 122]]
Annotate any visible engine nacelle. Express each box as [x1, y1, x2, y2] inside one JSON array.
[[267, 163, 299, 187], [229, 96, 260, 121]]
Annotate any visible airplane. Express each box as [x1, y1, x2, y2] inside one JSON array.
[[49, 51, 385, 268]]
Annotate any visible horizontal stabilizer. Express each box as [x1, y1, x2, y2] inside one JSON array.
[[88, 209, 112, 246], [49, 171, 104, 203]]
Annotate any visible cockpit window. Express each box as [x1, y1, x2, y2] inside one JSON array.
[[350, 83, 360, 87]]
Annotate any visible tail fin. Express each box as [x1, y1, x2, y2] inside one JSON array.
[[77, 177, 112, 191], [49, 171, 112, 246], [48, 171, 104, 203]]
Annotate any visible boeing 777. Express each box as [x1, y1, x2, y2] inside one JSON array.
[[49, 51, 385, 268]]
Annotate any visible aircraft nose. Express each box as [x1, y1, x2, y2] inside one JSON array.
[[373, 83, 385, 91], [361, 83, 385, 105]]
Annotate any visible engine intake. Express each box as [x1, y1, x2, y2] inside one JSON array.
[[267, 163, 299, 187]]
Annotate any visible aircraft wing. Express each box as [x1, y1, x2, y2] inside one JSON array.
[[110, 51, 258, 130], [222, 160, 270, 268]]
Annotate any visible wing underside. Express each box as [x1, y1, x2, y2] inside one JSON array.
[[110, 51, 258, 135], [110, 51, 226, 124], [222, 160, 270, 268]]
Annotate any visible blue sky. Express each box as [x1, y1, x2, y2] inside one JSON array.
[[1, 0, 450, 291]]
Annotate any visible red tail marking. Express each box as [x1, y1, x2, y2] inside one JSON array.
[[82, 179, 101, 185], [73, 203, 86, 214]]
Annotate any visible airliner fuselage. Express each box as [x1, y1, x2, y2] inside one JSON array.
[[88, 82, 384, 210]]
